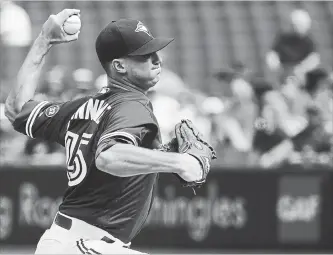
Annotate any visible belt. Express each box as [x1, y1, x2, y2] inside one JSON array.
[[54, 213, 119, 245]]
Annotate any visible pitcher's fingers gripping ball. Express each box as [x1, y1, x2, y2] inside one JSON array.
[[63, 14, 81, 35], [175, 119, 217, 191], [41, 9, 81, 44]]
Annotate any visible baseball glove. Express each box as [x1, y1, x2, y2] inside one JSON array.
[[160, 119, 217, 193]]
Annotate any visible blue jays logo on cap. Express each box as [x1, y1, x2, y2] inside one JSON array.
[[135, 21, 152, 37]]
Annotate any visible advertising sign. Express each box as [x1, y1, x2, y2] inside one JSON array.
[[0, 166, 332, 252]]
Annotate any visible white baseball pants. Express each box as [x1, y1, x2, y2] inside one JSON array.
[[34, 212, 148, 254]]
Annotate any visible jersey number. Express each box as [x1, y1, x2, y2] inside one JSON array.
[[65, 131, 92, 186]]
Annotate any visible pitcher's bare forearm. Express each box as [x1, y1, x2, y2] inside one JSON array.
[[95, 143, 198, 177], [5, 34, 52, 122]]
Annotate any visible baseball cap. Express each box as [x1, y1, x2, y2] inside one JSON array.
[[95, 19, 174, 64]]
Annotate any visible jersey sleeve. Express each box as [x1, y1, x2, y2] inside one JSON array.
[[12, 100, 68, 144], [95, 100, 159, 157]]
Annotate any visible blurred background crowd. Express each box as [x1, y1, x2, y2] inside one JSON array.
[[0, 0, 332, 169]]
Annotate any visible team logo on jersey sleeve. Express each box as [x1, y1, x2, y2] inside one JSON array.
[[45, 105, 60, 117]]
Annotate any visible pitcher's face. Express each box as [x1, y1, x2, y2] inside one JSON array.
[[124, 52, 163, 90]]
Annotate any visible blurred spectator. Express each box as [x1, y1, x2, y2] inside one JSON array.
[[150, 91, 181, 142], [200, 96, 226, 149], [266, 9, 320, 85], [94, 73, 108, 91], [251, 78, 295, 168], [0, 0, 32, 47], [176, 90, 212, 141], [252, 73, 332, 168], [304, 68, 333, 133], [213, 64, 257, 152], [0, 103, 27, 166], [69, 68, 95, 100], [290, 68, 333, 167], [151, 68, 187, 97], [23, 136, 66, 166], [34, 65, 71, 102], [150, 68, 190, 142], [206, 63, 259, 167], [1, 1, 32, 99], [150, 68, 212, 143]]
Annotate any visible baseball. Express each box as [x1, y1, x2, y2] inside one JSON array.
[[63, 15, 81, 35]]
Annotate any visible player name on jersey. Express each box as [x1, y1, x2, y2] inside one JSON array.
[[70, 98, 111, 124]]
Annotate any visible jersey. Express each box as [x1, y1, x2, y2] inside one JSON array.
[[12, 85, 162, 243]]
